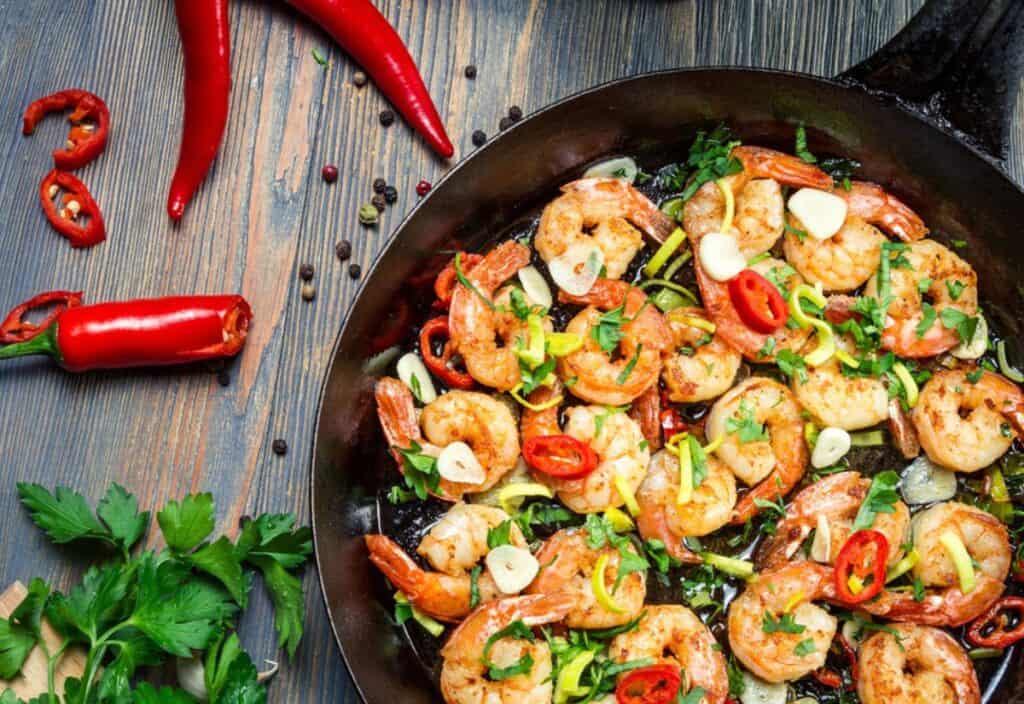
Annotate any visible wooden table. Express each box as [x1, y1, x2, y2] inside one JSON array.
[[1, 1, 1021, 702]]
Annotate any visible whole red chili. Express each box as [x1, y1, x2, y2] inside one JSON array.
[[834, 530, 889, 604], [167, 0, 231, 221], [286, 0, 454, 158], [23, 89, 110, 170], [370, 298, 411, 353], [522, 435, 599, 480], [433, 253, 483, 308], [0, 292, 252, 371], [615, 664, 681, 704], [728, 269, 788, 333], [39, 170, 105, 248], [967, 596, 1024, 648], [419, 317, 474, 389]]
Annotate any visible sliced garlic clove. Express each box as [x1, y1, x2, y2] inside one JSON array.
[[787, 188, 848, 241], [583, 156, 638, 183], [176, 656, 209, 702], [437, 441, 486, 484], [485, 544, 540, 594], [811, 426, 851, 468], [698, 232, 746, 282], [809, 513, 831, 563], [951, 311, 987, 359], [901, 455, 957, 504], [517, 266, 553, 309], [549, 243, 604, 296], [396, 353, 438, 404]]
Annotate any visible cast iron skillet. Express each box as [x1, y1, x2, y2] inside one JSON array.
[[312, 1, 1024, 701]]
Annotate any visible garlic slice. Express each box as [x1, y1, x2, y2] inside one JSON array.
[[486, 545, 540, 594], [176, 657, 209, 701], [437, 442, 486, 484], [549, 243, 604, 296], [583, 156, 638, 183], [787, 188, 848, 241], [901, 455, 957, 505], [396, 353, 438, 404], [809, 513, 831, 563], [951, 311, 987, 359], [698, 232, 746, 282], [811, 427, 851, 468], [517, 266, 553, 309]]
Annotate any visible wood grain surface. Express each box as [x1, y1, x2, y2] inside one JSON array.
[[0, 1, 1020, 702]]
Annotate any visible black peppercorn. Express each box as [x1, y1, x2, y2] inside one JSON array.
[[383, 186, 398, 204], [464, 65, 477, 79], [299, 263, 314, 281], [371, 193, 387, 211], [372, 177, 387, 194], [379, 109, 395, 127], [471, 130, 486, 147], [271, 439, 288, 455], [216, 370, 230, 387], [349, 264, 362, 279], [335, 240, 352, 261], [508, 105, 523, 121], [499, 116, 513, 131]]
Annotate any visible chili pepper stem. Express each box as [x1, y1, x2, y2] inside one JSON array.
[[0, 325, 60, 362]]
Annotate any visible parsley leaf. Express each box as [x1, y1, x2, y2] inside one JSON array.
[[915, 302, 937, 338], [394, 442, 441, 500], [794, 123, 817, 163], [186, 536, 248, 606], [784, 222, 808, 243], [762, 612, 805, 634], [311, 47, 328, 67], [680, 687, 708, 704], [776, 349, 808, 384], [939, 307, 979, 344], [819, 156, 861, 184], [946, 280, 966, 301], [98, 484, 150, 555], [966, 369, 984, 384], [487, 520, 513, 549], [157, 493, 215, 553], [757, 337, 776, 359], [0, 582, 45, 678], [851, 471, 901, 530], [591, 304, 627, 354], [593, 405, 629, 438], [680, 125, 743, 201], [793, 638, 816, 656], [482, 620, 535, 680], [726, 399, 769, 444], [16, 483, 111, 547], [616, 344, 643, 384], [513, 502, 576, 542], [132, 683, 202, 704]]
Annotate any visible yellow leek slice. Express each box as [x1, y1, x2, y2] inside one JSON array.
[[644, 227, 687, 278], [592, 553, 626, 613], [613, 473, 641, 517], [717, 179, 736, 234], [939, 531, 975, 594], [498, 482, 554, 514]]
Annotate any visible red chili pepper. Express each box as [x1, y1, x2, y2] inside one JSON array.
[[522, 435, 599, 480], [811, 668, 843, 688], [39, 170, 105, 248], [286, 0, 454, 158], [22, 89, 110, 170], [835, 632, 859, 685], [728, 269, 788, 333], [370, 298, 412, 353], [967, 596, 1024, 648], [615, 664, 681, 704], [834, 530, 889, 604], [433, 253, 483, 308], [0, 292, 252, 372], [0, 291, 83, 343], [419, 317, 474, 389], [167, 0, 231, 221]]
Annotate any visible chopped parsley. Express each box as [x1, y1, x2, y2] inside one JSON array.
[[762, 611, 805, 634], [776, 349, 808, 384], [386, 485, 416, 504], [757, 337, 777, 359], [966, 369, 983, 384], [395, 442, 441, 500], [679, 125, 743, 201], [946, 280, 966, 301], [917, 277, 933, 295], [583, 515, 649, 589], [915, 302, 937, 338], [487, 520, 513, 548], [519, 356, 557, 395], [616, 344, 643, 384], [939, 307, 979, 344], [851, 470, 900, 531], [593, 404, 629, 437], [311, 47, 328, 66], [469, 565, 482, 609], [591, 304, 627, 354], [481, 620, 535, 680], [819, 156, 861, 187], [784, 221, 808, 242], [794, 638, 816, 657], [794, 123, 817, 163], [726, 399, 769, 444]]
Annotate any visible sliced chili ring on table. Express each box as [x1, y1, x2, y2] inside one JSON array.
[[615, 663, 682, 704], [419, 316, 474, 389], [23, 89, 110, 170], [728, 269, 788, 333], [522, 435, 598, 480], [834, 529, 889, 604], [967, 597, 1024, 648], [0, 290, 82, 343], [433, 253, 483, 308], [39, 170, 106, 248]]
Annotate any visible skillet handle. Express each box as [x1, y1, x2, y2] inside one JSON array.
[[839, 0, 1024, 164]]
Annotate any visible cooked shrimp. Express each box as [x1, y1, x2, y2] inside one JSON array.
[[526, 528, 646, 629], [755, 471, 909, 570], [375, 378, 521, 500], [791, 333, 889, 431], [521, 389, 650, 513], [912, 369, 1024, 473], [609, 605, 729, 704], [535, 178, 675, 280], [857, 624, 980, 704], [696, 256, 813, 363], [557, 279, 672, 406], [629, 383, 663, 450], [635, 449, 736, 563], [861, 502, 1009, 627], [661, 307, 742, 403], [862, 239, 978, 358], [448, 240, 533, 390], [684, 146, 832, 256], [704, 377, 808, 524], [439, 594, 574, 704], [783, 181, 927, 292], [727, 562, 838, 683], [365, 504, 527, 621]]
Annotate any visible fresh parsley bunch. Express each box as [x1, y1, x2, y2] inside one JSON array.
[[0, 484, 312, 704]]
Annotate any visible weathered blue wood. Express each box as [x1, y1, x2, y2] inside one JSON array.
[[0, 1, 1017, 702]]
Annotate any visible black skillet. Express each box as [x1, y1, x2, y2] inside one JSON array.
[[312, 1, 1024, 701]]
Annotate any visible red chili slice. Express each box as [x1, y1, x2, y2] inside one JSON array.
[[967, 596, 1024, 648], [615, 664, 682, 704], [419, 316, 474, 389], [23, 89, 110, 170], [0, 290, 83, 344], [728, 269, 788, 333], [834, 529, 889, 604], [522, 435, 598, 480], [433, 253, 483, 308], [39, 170, 106, 248]]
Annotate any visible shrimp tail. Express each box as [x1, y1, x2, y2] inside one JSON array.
[[629, 384, 663, 451], [375, 377, 422, 459], [365, 534, 471, 622], [561, 178, 676, 243], [859, 576, 1005, 627], [558, 278, 630, 309], [730, 466, 803, 526], [636, 509, 701, 564], [733, 146, 833, 190], [839, 181, 928, 242]]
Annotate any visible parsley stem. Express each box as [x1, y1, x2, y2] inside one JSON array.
[[45, 639, 69, 703]]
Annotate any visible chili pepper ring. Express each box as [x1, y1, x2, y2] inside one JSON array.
[[23, 89, 110, 170]]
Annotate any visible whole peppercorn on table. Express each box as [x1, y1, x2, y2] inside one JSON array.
[[0, 1, 1020, 702]]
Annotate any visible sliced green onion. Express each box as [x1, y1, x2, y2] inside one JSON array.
[[651, 288, 687, 313], [395, 592, 445, 637], [885, 548, 920, 583], [592, 553, 626, 613], [988, 466, 1011, 503], [638, 279, 699, 303], [968, 647, 1005, 660], [997, 340, 1024, 382], [660, 197, 683, 222], [891, 362, 919, 407], [939, 531, 975, 594], [546, 332, 583, 357], [661, 250, 693, 282], [804, 422, 819, 448], [835, 349, 860, 369], [789, 283, 828, 328], [701, 552, 755, 579], [644, 227, 687, 278], [849, 430, 885, 447], [515, 314, 546, 369], [553, 650, 596, 704]]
